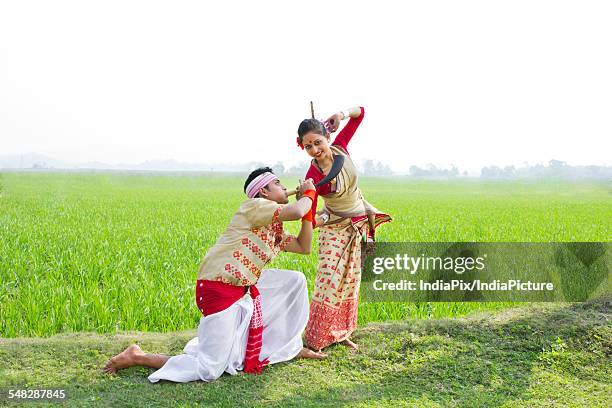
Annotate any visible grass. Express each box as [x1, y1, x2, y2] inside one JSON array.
[[0, 172, 611, 336], [1, 300, 610, 407]]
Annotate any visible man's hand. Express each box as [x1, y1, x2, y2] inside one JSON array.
[[295, 180, 303, 200], [303, 178, 315, 191], [279, 179, 316, 222], [297, 178, 315, 199]]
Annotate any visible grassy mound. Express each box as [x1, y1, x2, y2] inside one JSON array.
[[1, 301, 610, 407]]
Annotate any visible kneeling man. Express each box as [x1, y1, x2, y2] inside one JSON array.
[[104, 167, 325, 382]]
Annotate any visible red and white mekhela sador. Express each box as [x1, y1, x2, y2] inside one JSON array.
[[302, 107, 391, 350]]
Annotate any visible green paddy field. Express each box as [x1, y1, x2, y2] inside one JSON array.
[[0, 172, 610, 337]]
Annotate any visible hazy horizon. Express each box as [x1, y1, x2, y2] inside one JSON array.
[[2, 151, 610, 179]]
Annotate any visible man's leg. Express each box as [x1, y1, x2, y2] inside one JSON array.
[[103, 345, 170, 374]]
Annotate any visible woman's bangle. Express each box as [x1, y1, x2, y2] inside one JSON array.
[[341, 110, 349, 120]]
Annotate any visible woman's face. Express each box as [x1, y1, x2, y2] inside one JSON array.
[[302, 132, 332, 160]]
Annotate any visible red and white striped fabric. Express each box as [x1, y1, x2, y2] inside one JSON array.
[[243, 286, 269, 374]]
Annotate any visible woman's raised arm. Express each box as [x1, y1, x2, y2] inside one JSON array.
[[325, 106, 365, 152]]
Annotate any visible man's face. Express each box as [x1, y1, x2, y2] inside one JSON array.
[[260, 178, 288, 204]]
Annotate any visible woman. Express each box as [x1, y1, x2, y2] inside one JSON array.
[[296, 106, 391, 351]]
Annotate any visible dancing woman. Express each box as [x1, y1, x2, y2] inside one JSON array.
[[296, 106, 391, 351]]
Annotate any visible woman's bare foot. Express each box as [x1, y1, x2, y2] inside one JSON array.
[[340, 338, 359, 351], [296, 347, 327, 359], [103, 344, 145, 374]]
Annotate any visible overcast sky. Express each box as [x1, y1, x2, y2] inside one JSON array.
[[1, 1, 610, 173]]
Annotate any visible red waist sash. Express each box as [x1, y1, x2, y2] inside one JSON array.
[[195, 279, 268, 374]]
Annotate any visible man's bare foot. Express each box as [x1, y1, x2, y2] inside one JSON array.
[[296, 347, 327, 359], [103, 344, 145, 374], [340, 339, 359, 351]]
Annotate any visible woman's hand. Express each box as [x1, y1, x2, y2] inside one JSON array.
[[315, 212, 329, 228], [324, 112, 344, 133]]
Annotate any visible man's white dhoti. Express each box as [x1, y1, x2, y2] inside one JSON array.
[[148, 269, 308, 383]]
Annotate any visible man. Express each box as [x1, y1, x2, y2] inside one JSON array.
[[104, 167, 326, 382]]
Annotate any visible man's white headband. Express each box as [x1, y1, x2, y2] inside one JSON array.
[[245, 172, 279, 198]]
